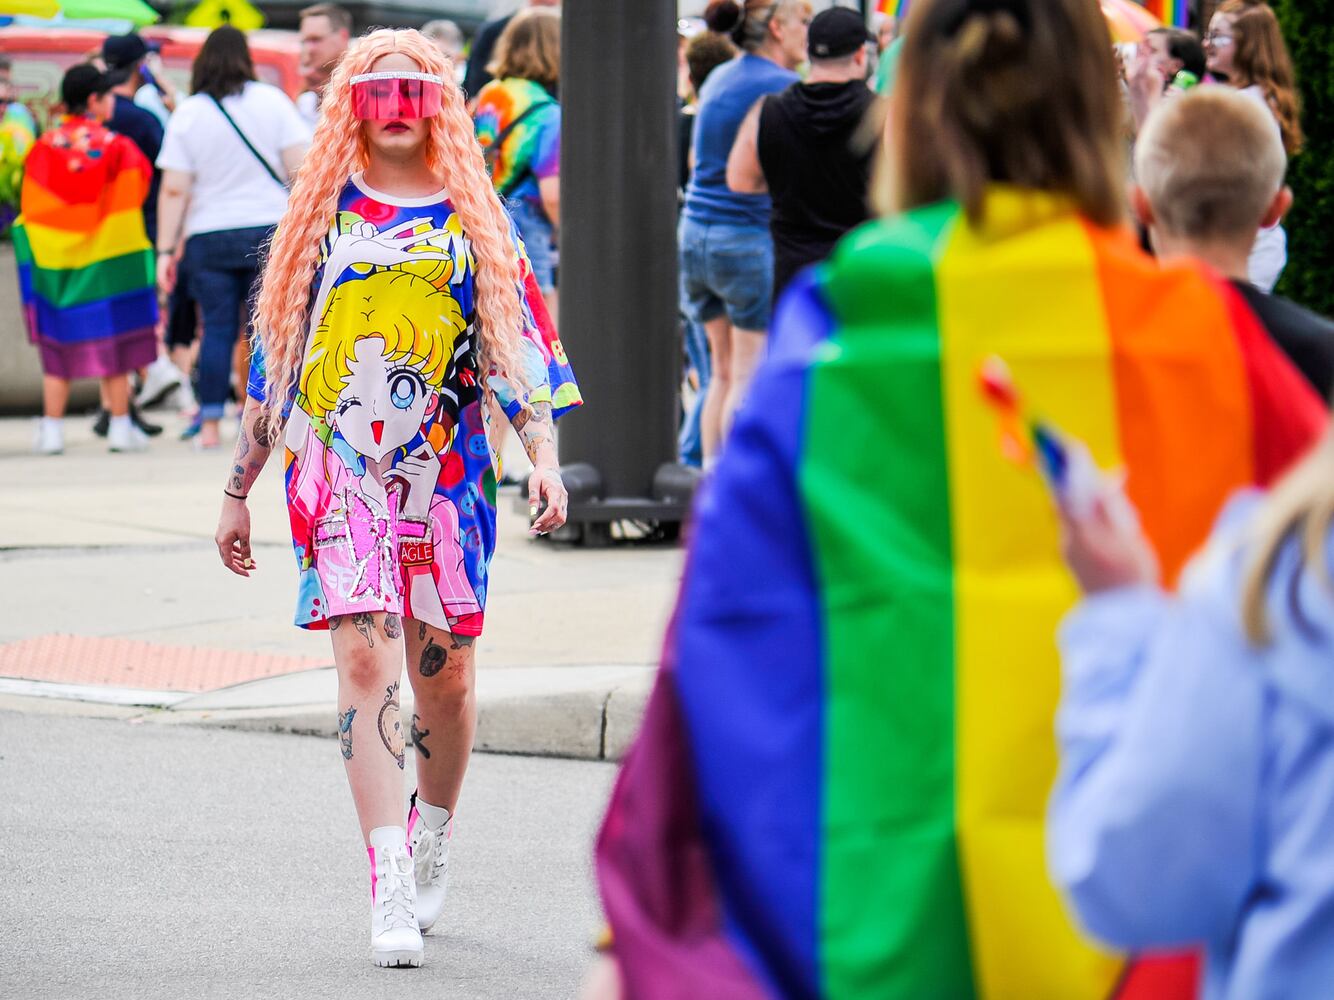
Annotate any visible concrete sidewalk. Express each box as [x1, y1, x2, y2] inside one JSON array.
[[0, 412, 682, 759]]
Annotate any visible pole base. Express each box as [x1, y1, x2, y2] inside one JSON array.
[[514, 461, 700, 546]]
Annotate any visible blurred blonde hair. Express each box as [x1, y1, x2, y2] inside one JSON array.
[[1242, 432, 1334, 645], [253, 28, 528, 427], [1135, 85, 1286, 242]]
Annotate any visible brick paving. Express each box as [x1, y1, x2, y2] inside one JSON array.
[[0, 634, 327, 692]]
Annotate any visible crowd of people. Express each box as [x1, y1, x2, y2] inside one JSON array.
[[11, 0, 1334, 993], [15, 2, 565, 460], [593, 1, 1334, 999]]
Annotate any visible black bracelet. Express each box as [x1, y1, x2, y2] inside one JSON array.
[[223, 489, 248, 501]]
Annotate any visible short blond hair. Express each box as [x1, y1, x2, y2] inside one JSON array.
[[1135, 86, 1286, 242]]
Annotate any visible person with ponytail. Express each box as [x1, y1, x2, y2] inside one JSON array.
[[1205, 0, 1302, 291], [682, 0, 810, 467], [589, 0, 1322, 997], [211, 28, 580, 970]]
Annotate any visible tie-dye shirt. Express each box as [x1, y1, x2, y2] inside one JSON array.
[[473, 77, 560, 218], [247, 173, 580, 636]]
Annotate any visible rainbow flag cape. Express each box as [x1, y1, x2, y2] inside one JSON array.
[[597, 188, 1323, 1000], [1144, 0, 1190, 28], [14, 116, 157, 380]]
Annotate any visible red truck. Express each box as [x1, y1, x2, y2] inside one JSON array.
[[0, 25, 302, 128]]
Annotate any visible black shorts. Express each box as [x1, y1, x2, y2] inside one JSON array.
[[165, 268, 199, 350]]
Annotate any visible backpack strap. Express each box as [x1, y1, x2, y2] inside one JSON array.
[[483, 99, 555, 200]]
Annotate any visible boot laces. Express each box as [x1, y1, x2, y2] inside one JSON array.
[[378, 851, 416, 931], [416, 824, 450, 887]]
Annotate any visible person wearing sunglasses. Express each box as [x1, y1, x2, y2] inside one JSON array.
[[213, 28, 580, 969], [1205, 0, 1302, 292]]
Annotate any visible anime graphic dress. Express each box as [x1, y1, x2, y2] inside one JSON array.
[[249, 173, 581, 636]]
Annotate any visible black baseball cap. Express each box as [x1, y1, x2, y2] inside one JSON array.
[[61, 63, 112, 109], [102, 32, 161, 83], [808, 6, 874, 60]]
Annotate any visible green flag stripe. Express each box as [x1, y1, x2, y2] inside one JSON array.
[[16, 237, 153, 308], [805, 202, 977, 998]]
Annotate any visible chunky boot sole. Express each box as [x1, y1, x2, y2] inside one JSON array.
[[371, 947, 423, 969]]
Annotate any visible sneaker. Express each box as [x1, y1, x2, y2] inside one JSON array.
[[407, 792, 452, 933], [166, 380, 198, 414], [369, 829, 423, 969], [33, 419, 63, 455], [135, 356, 185, 409], [107, 418, 150, 453]]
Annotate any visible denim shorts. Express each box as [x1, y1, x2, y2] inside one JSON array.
[[507, 196, 555, 293], [679, 217, 774, 332]]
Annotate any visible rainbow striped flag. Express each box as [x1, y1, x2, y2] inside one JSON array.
[[877, 0, 908, 15], [14, 116, 157, 380], [1144, 0, 1191, 27], [598, 188, 1323, 999]]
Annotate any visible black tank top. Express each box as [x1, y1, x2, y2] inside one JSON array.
[[757, 80, 878, 300]]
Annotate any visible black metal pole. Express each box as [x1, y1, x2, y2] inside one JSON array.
[[553, 0, 695, 541]]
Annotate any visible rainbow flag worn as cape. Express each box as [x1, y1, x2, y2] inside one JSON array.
[[597, 188, 1324, 1000], [14, 116, 157, 380]]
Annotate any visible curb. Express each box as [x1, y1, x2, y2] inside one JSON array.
[[0, 665, 654, 762]]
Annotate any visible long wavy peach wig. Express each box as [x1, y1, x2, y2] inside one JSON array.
[[253, 28, 528, 424]]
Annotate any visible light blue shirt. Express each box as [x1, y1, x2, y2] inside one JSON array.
[[134, 83, 170, 129], [1049, 494, 1334, 1000]]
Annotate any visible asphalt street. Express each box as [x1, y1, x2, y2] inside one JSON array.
[[0, 709, 616, 1000]]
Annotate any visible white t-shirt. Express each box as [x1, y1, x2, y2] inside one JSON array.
[[296, 89, 320, 127], [157, 81, 311, 237]]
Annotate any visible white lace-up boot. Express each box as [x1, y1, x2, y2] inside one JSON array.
[[407, 792, 452, 933], [368, 826, 424, 968]]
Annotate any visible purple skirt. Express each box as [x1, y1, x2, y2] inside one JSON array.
[[32, 326, 156, 380]]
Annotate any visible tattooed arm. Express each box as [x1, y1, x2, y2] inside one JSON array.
[[511, 401, 568, 534], [215, 397, 284, 577]]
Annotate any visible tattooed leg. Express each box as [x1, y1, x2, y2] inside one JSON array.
[[378, 681, 405, 770], [337, 706, 356, 760], [351, 611, 375, 648], [330, 611, 407, 843], [411, 713, 431, 760], [404, 620, 478, 814], [418, 637, 446, 678]]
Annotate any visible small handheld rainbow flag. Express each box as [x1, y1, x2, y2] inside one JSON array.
[[876, 0, 908, 16], [1144, 0, 1191, 28]]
